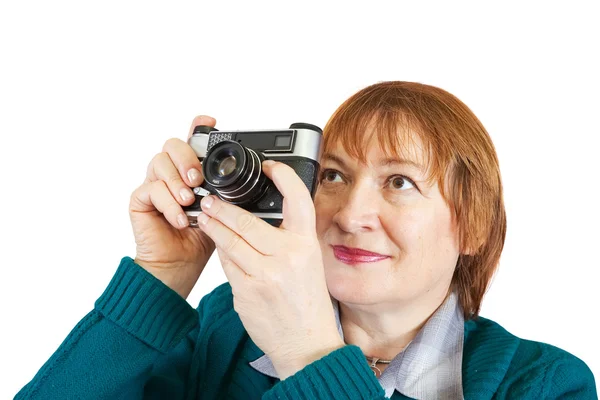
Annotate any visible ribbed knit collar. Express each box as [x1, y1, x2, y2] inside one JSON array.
[[249, 292, 465, 399]]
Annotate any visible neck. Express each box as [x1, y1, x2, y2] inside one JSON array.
[[338, 287, 451, 361]]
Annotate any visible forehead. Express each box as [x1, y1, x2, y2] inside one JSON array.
[[322, 128, 428, 170]]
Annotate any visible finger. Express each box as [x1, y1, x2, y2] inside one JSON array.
[[144, 151, 197, 206], [261, 160, 316, 235], [130, 180, 190, 229], [197, 211, 263, 277], [199, 195, 279, 256], [216, 247, 249, 293], [145, 137, 204, 188], [187, 115, 217, 139], [162, 137, 207, 188]]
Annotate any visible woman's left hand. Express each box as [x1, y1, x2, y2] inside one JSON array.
[[196, 160, 344, 379]]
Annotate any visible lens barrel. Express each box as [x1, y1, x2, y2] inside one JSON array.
[[202, 140, 268, 205]]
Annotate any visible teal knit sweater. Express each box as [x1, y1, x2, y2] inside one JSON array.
[[16, 257, 597, 399]]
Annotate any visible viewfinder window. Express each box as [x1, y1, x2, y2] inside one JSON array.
[[275, 135, 292, 147]]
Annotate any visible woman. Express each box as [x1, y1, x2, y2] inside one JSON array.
[[16, 82, 596, 399]]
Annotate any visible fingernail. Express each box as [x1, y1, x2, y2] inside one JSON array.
[[180, 187, 194, 202], [197, 213, 210, 225], [177, 214, 189, 228], [263, 160, 276, 167], [187, 168, 201, 184], [201, 196, 214, 209]]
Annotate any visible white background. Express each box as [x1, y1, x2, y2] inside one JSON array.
[[1, 1, 598, 397]]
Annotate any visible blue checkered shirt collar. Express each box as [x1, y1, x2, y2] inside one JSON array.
[[249, 292, 464, 399]]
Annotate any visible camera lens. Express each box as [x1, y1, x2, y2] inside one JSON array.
[[217, 155, 237, 177], [202, 140, 269, 205]]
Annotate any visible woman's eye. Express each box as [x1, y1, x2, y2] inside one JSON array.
[[321, 169, 343, 183], [388, 175, 415, 190], [320, 170, 416, 191]]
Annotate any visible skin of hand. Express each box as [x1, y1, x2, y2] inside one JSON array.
[[129, 115, 217, 299], [196, 160, 345, 380]]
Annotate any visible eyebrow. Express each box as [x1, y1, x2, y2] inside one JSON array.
[[321, 153, 426, 172]]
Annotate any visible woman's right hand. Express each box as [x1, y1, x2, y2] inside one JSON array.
[[129, 115, 217, 299]]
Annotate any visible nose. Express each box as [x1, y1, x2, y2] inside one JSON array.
[[332, 183, 381, 233]]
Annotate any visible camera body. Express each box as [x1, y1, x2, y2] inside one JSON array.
[[183, 123, 323, 228]]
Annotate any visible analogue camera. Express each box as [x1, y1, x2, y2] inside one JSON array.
[[183, 123, 323, 228]]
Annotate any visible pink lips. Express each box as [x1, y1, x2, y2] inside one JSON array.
[[332, 245, 390, 265]]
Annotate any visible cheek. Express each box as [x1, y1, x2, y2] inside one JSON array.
[[431, 203, 460, 250], [380, 206, 425, 250], [314, 193, 334, 236], [382, 202, 457, 258], [407, 204, 460, 272]]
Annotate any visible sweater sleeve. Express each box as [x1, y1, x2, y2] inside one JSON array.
[[15, 256, 204, 400], [262, 345, 388, 400]]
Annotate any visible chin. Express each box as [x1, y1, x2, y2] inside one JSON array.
[[324, 265, 384, 306]]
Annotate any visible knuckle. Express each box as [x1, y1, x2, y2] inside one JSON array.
[[146, 152, 169, 181], [166, 201, 182, 217], [224, 234, 241, 253], [152, 180, 172, 202], [220, 254, 232, 268], [166, 173, 183, 186], [153, 151, 168, 163], [152, 156, 184, 188], [130, 184, 141, 199], [152, 179, 168, 191], [220, 254, 239, 277], [145, 153, 160, 178], [162, 137, 183, 153], [145, 161, 153, 179], [152, 151, 169, 167], [211, 201, 223, 218], [163, 140, 193, 170], [131, 181, 150, 199], [129, 188, 140, 208], [236, 213, 256, 234]]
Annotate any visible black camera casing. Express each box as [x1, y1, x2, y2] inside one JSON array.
[[183, 123, 323, 227]]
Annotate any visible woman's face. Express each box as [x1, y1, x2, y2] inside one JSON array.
[[314, 132, 461, 308]]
